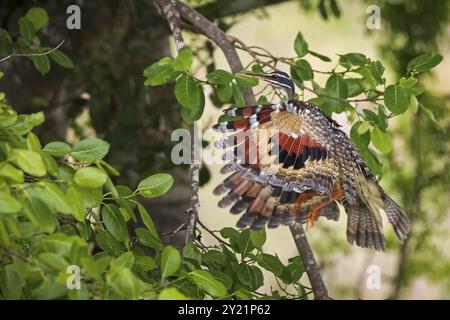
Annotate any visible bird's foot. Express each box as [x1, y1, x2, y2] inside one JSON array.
[[306, 210, 319, 230]]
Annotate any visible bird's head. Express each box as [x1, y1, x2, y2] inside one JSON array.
[[239, 70, 295, 100]]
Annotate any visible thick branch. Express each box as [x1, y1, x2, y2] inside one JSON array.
[[197, 0, 290, 19], [290, 223, 331, 300], [173, 0, 255, 105]]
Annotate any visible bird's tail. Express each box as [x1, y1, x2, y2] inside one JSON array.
[[345, 172, 410, 251], [382, 193, 410, 241]]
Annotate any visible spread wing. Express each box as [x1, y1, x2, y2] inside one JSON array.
[[212, 102, 341, 230], [212, 101, 409, 251]]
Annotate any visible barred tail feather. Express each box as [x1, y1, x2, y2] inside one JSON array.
[[345, 202, 385, 251], [383, 195, 410, 241]]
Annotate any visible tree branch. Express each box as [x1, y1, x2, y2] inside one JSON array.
[[290, 223, 331, 299], [154, 0, 199, 244], [172, 0, 256, 105], [155, 0, 330, 299]]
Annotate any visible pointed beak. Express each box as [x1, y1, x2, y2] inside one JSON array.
[[237, 71, 270, 81], [238, 70, 270, 85]]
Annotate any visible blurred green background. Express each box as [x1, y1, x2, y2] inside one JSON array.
[[1, 0, 449, 299]]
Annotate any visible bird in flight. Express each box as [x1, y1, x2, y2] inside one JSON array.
[[212, 70, 409, 251]]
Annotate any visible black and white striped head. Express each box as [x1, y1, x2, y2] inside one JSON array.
[[242, 70, 295, 100]]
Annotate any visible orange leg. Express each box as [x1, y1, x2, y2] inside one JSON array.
[[306, 184, 342, 230]]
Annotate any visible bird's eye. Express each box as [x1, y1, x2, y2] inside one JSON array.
[[271, 75, 278, 79]]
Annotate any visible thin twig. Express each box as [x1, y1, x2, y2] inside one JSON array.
[[0, 40, 65, 63], [197, 219, 231, 248], [154, 0, 200, 245]]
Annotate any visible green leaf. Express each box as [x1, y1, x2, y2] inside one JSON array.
[[294, 32, 308, 57], [161, 245, 181, 278], [0, 29, 13, 57], [238, 229, 255, 258], [220, 227, 241, 252], [326, 74, 347, 99], [350, 121, 370, 151], [26, 132, 41, 151], [236, 263, 264, 291], [102, 205, 129, 243], [377, 105, 388, 131], [66, 187, 86, 221], [420, 104, 441, 129], [42, 141, 72, 157], [135, 227, 163, 250], [330, 0, 341, 17], [250, 229, 266, 249], [21, 190, 55, 233], [37, 181, 73, 214], [115, 252, 135, 269], [216, 84, 233, 103], [188, 270, 227, 298], [18, 17, 35, 43], [134, 255, 156, 272], [71, 138, 110, 162], [0, 162, 24, 183], [104, 174, 119, 199], [107, 265, 142, 299], [345, 78, 364, 97], [172, 48, 193, 72], [370, 61, 385, 85], [95, 230, 125, 256], [361, 148, 382, 177], [384, 85, 409, 115], [280, 257, 304, 284], [206, 69, 234, 85], [25, 7, 49, 30], [234, 74, 258, 88], [38, 252, 69, 270], [358, 66, 377, 90], [291, 59, 313, 81], [98, 160, 120, 176], [0, 107, 18, 128], [143, 57, 179, 86], [399, 76, 418, 89], [49, 50, 74, 69], [183, 243, 202, 265], [202, 250, 227, 269], [180, 91, 205, 123], [307, 50, 331, 62], [10, 149, 46, 177], [231, 83, 245, 107], [407, 52, 443, 73], [0, 192, 22, 213], [31, 55, 50, 76], [175, 74, 202, 110], [320, 99, 350, 116], [339, 53, 367, 68], [137, 203, 158, 236], [158, 287, 187, 300], [357, 121, 371, 134], [137, 173, 173, 198], [256, 253, 285, 276], [371, 127, 392, 154], [74, 167, 107, 188], [0, 267, 24, 300]]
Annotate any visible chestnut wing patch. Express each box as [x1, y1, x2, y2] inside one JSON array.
[[272, 132, 327, 169]]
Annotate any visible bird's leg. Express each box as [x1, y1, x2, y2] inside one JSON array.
[[306, 185, 342, 229]]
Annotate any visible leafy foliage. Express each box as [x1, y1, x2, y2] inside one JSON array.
[[143, 30, 441, 179], [0, 91, 309, 299]]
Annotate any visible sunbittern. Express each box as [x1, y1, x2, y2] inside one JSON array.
[[212, 70, 409, 251]]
